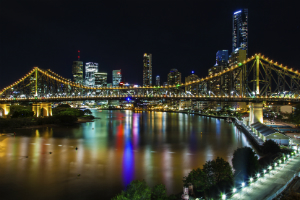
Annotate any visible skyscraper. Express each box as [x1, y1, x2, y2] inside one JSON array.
[[156, 75, 160, 86], [185, 72, 199, 95], [232, 9, 248, 55], [216, 50, 229, 66], [112, 70, 122, 87], [143, 53, 152, 86], [72, 50, 83, 84], [85, 62, 98, 87], [72, 61, 83, 84], [167, 69, 181, 85], [95, 72, 107, 87]]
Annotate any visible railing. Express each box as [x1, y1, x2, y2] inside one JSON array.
[[266, 172, 299, 200]]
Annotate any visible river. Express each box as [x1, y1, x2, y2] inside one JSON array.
[[0, 110, 252, 199]]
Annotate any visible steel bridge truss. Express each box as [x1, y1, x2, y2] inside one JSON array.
[[1, 54, 299, 99]]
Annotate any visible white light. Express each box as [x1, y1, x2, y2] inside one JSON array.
[[257, 173, 260, 178], [242, 182, 245, 187], [250, 178, 253, 182], [233, 188, 237, 193], [222, 194, 226, 200]]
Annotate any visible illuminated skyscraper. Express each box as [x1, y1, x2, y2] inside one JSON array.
[[85, 62, 98, 87], [72, 50, 83, 84], [143, 53, 152, 86], [72, 61, 83, 84], [167, 69, 181, 85], [95, 72, 107, 87], [232, 9, 248, 55], [112, 70, 122, 87], [156, 75, 160, 86], [216, 50, 229, 66], [185, 72, 199, 95]]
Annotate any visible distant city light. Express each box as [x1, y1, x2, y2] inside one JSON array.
[[192, 71, 194, 74]]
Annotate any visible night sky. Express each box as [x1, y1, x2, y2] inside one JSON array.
[[0, 0, 299, 89]]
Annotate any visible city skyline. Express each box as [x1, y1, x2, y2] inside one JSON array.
[[0, 0, 299, 89]]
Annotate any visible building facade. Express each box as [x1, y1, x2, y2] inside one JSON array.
[[216, 50, 229, 66], [229, 48, 247, 95], [85, 62, 98, 87], [232, 9, 248, 55], [143, 53, 152, 86], [112, 70, 122, 87], [72, 61, 83, 84], [185, 73, 199, 95], [156, 75, 160, 86], [167, 69, 181, 85], [95, 72, 107, 87]]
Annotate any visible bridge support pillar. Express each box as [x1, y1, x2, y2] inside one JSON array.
[[0, 103, 11, 118], [249, 102, 263, 125], [32, 102, 52, 117]]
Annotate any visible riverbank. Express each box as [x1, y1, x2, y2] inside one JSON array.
[[0, 115, 96, 131]]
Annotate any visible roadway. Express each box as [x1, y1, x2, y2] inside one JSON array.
[[0, 95, 299, 103]]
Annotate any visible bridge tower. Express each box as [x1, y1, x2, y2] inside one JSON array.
[[32, 103, 52, 117], [0, 103, 11, 118], [249, 102, 263, 124]]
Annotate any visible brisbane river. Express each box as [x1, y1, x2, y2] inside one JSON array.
[[0, 110, 253, 199]]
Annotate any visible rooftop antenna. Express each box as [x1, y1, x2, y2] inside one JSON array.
[[78, 50, 80, 61]]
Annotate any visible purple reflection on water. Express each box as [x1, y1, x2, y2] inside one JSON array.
[[122, 137, 135, 187]]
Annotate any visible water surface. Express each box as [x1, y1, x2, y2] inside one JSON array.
[[0, 110, 252, 199]]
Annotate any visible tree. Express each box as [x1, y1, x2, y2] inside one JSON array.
[[262, 140, 281, 154], [83, 109, 92, 115], [152, 184, 168, 200], [232, 147, 260, 180], [183, 168, 208, 192], [112, 180, 151, 200]]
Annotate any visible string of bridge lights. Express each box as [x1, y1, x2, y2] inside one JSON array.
[[0, 54, 299, 96]]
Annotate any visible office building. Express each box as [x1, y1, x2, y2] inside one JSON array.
[[112, 70, 122, 87], [72, 61, 83, 84], [143, 53, 152, 86], [156, 75, 160, 86], [95, 72, 107, 87], [85, 62, 98, 87], [232, 9, 248, 55], [167, 69, 181, 85]]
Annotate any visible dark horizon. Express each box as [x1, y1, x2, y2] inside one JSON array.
[[0, 0, 299, 88]]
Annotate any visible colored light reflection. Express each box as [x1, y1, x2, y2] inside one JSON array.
[[122, 137, 134, 187]]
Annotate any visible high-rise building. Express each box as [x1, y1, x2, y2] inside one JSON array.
[[232, 9, 248, 55], [112, 70, 122, 87], [72, 61, 83, 84], [216, 50, 229, 66], [95, 72, 107, 87], [156, 75, 160, 86], [143, 53, 152, 86], [229, 48, 247, 95], [85, 62, 98, 87], [185, 72, 199, 95], [167, 69, 181, 85]]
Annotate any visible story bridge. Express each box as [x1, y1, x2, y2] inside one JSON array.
[[0, 53, 299, 122]]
